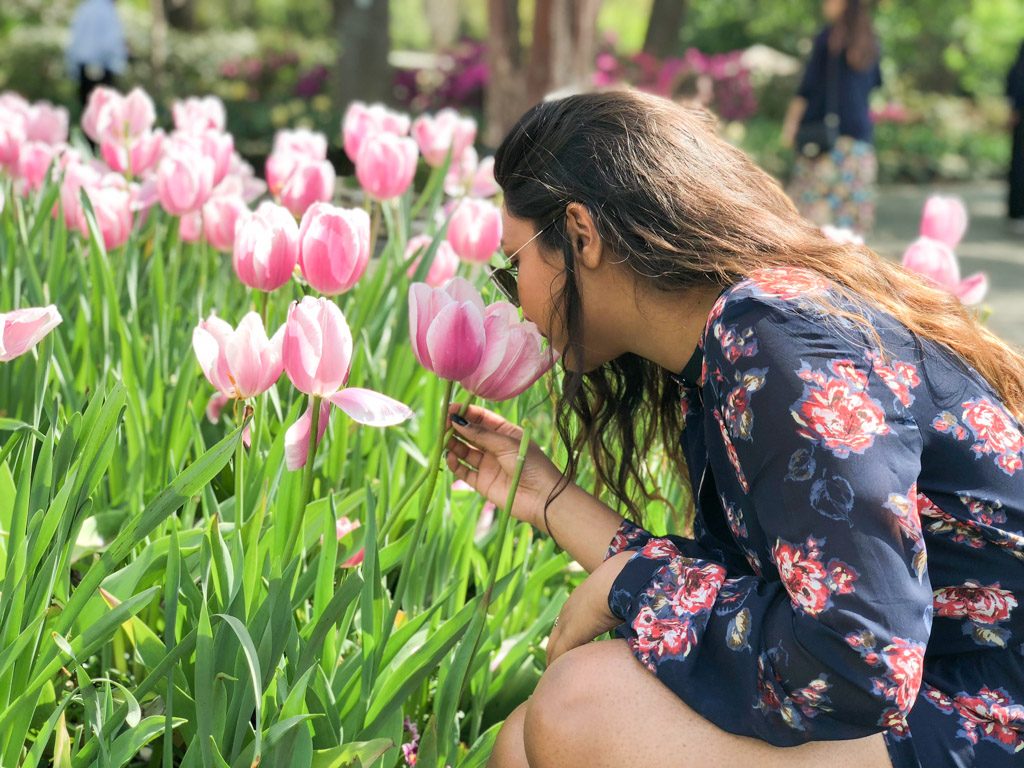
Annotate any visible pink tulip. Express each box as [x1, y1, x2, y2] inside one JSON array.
[[156, 143, 215, 215], [214, 153, 266, 203], [920, 195, 968, 249], [460, 302, 557, 400], [59, 162, 102, 232], [901, 237, 988, 306], [470, 156, 499, 198], [202, 195, 249, 253], [81, 86, 116, 143], [405, 234, 459, 287], [232, 201, 300, 292], [265, 152, 302, 198], [24, 101, 69, 145], [93, 87, 156, 146], [282, 296, 413, 469], [446, 199, 502, 263], [298, 203, 370, 295], [0, 110, 26, 168], [16, 141, 57, 192], [443, 145, 479, 198], [272, 128, 328, 161], [199, 130, 234, 186], [192, 311, 285, 399], [343, 101, 411, 163], [205, 392, 251, 447], [0, 305, 62, 362], [100, 129, 164, 177], [83, 185, 134, 250], [335, 516, 365, 567], [279, 159, 336, 217], [408, 277, 487, 380], [172, 95, 227, 134], [179, 210, 203, 243], [411, 108, 478, 168], [355, 133, 418, 202]]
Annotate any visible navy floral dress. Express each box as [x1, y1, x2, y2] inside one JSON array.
[[604, 267, 1024, 767]]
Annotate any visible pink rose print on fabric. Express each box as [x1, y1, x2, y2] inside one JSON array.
[[721, 494, 748, 539], [959, 493, 1007, 526], [879, 708, 911, 740], [791, 359, 891, 458], [666, 561, 727, 616], [747, 267, 831, 300], [714, 323, 758, 364], [844, 632, 926, 720], [865, 350, 921, 408], [629, 607, 699, 671], [713, 407, 750, 493], [606, 519, 648, 559], [933, 580, 1017, 648], [883, 484, 928, 581], [771, 536, 859, 617], [639, 538, 683, 561], [952, 687, 1024, 753], [960, 398, 1024, 476], [931, 411, 969, 441], [723, 368, 767, 441], [752, 648, 833, 730]]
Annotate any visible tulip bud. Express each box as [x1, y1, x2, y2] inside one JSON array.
[[343, 101, 411, 163], [232, 201, 300, 292], [404, 234, 459, 287], [411, 108, 477, 168], [408, 277, 487, 380], [298, 202, 370, 295], [920, 195, 968, 250], [279, 158, 336, 217], [156, 143, 215, 215], [446, 199, 502, 263], [355, 133, 418, 202], [203, 195, 249, 253]]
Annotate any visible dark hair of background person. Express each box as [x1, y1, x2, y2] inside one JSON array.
[[829, 0, 879, 72], [494, 90, 1024, 527]]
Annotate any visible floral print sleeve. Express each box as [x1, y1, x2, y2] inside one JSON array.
[[605, 284, 936, 746]]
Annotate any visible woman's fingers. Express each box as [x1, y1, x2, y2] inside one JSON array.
[[446, 435, 484, 469], [445, 449, 479, 486], [448, 402, 522, 438]]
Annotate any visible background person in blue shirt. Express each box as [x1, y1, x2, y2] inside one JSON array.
[[1007, 40, 1024, 235], [65, 0, 128, 110], [781, 0, 883, 236]]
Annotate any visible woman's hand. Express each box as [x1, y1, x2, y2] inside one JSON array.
[[546, 551, 633, 666], [444, 403, 567, 531]]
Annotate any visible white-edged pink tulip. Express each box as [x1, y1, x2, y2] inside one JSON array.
[[444, 147, 498, 199], [172, 95, 227, 134], [901, 237, 988, 306], [58, 161, 102, 232], [0, 305, 62, 362], [446, 198, 502, 263], [279, 159, 336, 217], [93, 87, 156, 146], [0, 111, 26, 168], [199, 130, 234, 186], [156, 143, 215, 215], [470, 156, 499, 198], [16, 141, 57, 192], [100, 129, 164, 177], [24, 101, 69, 145], [343, 101, 411, 163], [920, 195, 968, 249], [265, 152, 301, 198], [192, 311, 285, 399], [411, 108, 477, 168], [460, 302, 557, 400], [408, 277, 487, 380], [82, 185, 134, 250], [272, 128, 328, 161], [282, 296, 413, 469], [81, 86, 116, 143], [355, 133, 418, 201], [202, 195, 249, 253], [232, 201, 299, 292], [215, 153, 266, 203], [405, 234, 459, 287], [298, 203, 370, 295], [335, 516, 365, 568]]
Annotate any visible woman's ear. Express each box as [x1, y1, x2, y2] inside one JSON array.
[[565, 202, 602, 270]]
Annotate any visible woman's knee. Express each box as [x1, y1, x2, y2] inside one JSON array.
[[488, 701, 529, 768]]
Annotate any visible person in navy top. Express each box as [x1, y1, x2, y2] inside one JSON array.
[[782, 0, 883, 235], [1007, 40, 1024, 233], [445, 90, 1024, 768]]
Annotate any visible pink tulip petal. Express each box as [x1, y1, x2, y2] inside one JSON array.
[[284, 399, 332, 471], [408, 282, 434, 367], [325, 388, 413, 426], [425, 301, 486, 380], [313, 299, 354, 393], [956, 273, 989, 306], [226, 313, 271, 398], [206, 392, 230, 423], [901, 237, 960, 291], [0, 305, 63, 362]]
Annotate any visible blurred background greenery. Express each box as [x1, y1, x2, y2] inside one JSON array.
[[2, 0, 1022, 183]]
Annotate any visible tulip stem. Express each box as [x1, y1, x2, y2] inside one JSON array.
[[378, 395, 475, 543], [234, 400, 244, 527], [382, 379, 453, 625], [368, 202, 382, 260], [284, 394, 322, 562], [259, 289, 269, 329]]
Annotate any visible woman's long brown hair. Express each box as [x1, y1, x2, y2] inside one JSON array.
[[830, 0, 879, 72], [494, 90, 1024, 524]]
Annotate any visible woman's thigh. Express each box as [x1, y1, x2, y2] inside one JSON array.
[[518, 639, 893, 768]]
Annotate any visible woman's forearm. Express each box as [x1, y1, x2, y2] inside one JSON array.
[[781, 97, 808, 145], [537, 481, 625, 574]]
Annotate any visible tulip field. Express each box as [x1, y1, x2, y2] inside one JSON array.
[[0, 88, 697, 768]]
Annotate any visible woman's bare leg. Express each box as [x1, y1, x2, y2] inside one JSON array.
[[517, 639, 892, 768], [488, 701, 530, 768]]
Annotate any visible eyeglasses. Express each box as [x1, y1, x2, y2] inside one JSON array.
[[486, 222, 553, 307]]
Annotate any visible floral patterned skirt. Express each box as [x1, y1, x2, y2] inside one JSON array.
[[787, 135, 878, 236]]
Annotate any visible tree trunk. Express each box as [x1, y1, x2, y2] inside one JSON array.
[[483, 0, 526, 147], [332, 0, 393, 108], [642, 0, 687, 59]]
